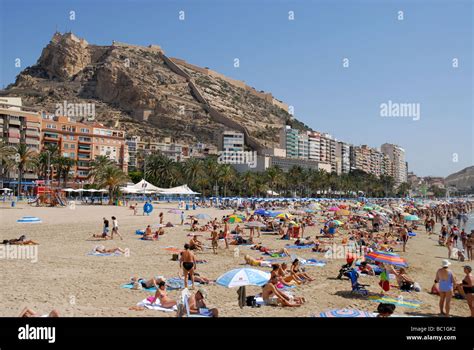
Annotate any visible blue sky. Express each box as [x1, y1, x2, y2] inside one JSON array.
[[0, 0, 472, 177]]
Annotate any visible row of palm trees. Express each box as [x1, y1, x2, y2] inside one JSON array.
[[136, 153, 409, 198], [0, 140, 409, 200], [0, 141, 129, 202]]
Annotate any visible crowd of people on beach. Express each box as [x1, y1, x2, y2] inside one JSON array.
[[13, 196, 474, 318]]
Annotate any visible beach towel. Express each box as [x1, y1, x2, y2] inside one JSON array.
[[164, 247, 180, 253], [301, 259, 326, 267], [87, 251, 122, 257], [166, 277, 201, 290], [122, 283, 156, 292], [285, 244, 315, 249], [137, 297, 177, 312], [368, 295, 422, 308]]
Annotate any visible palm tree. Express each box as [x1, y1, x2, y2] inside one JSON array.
[[219, 164, 236, 197], [13, 143, 38, 197], [88, 155, 115, 183], [265, 166, 284, 196], [0, 140, 15, 182], [37, 144, 59, 180], [94, 164, 129, 204], [61, 157, 76, 187], [182, 158, 204, 187], [145, 154, 177, 187]]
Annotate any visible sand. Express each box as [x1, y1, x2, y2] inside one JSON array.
[[0, 201, 471, 317]]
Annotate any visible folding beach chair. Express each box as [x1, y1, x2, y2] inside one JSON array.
[[347, 269, 369, 296], [179, 288, 211, 318]]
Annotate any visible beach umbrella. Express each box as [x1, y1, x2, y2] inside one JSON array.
[[254, 209, 270, 216], [363, 206, 374, 211], [304, 209, 315, 213], [228, 215, 245, 223], [338, 209, 351, 216], [328, 206, 340, 211], [268, 211, 282, 217], [195, 213, 211, 220], [168, 209, 182, 214], [327, 220, 343, 226], [245, 222, 266, 228], [319, 309, 375, 318], [17, 216, 42, 224], [365, 251, 408, 267], [216, 268, 271, 288], [404, 215, 420, 221], [276, 213, 292, 219]]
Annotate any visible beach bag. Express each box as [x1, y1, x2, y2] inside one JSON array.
[[171, 253, 179, 261], [413, 282, 421, 292]]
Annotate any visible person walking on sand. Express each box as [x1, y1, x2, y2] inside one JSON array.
[[111, 216, 123, 240], [180, 244, 196, 289], [400, 225, 409, 252], [435, 260, 457, 317], [180, 211, 185, 225], [223, 217, 230, 249], [159, 212, 164, 225]]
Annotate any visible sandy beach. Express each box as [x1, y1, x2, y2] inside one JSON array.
[[0, 201, 471, 317]]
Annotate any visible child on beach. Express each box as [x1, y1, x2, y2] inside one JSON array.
[[211, 226, 218, 254]]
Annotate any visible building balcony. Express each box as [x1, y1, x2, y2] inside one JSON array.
[[8, 118, 21, 126]]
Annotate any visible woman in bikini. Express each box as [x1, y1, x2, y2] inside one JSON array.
[[152, 281, 177, 308], [435, 260, 457, 316], [290, 259, 315, 283]]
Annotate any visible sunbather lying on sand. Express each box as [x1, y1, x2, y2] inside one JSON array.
[[244, 254, 271, 267], [19, 307, 59, 317], [93, 245, 125, 254], [130, 276, 166, 289], [262, 276, 305, 307], [2, 235, 38, 245], [252, 244, 290, 257]]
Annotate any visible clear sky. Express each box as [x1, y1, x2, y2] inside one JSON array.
[[0, 0, 472, 177]]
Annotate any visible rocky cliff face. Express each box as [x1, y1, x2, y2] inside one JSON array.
[[3, 32, 309, 147], [445, 166, 474, 192]]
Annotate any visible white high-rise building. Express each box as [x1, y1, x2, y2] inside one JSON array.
[[381, 143, 408, 185]]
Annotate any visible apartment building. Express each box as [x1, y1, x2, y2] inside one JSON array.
[[381, 143, 408, 185]]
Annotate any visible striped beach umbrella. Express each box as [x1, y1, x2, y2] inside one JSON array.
[[216, 268, 271, 288], [319, 309, 375, 318], [276, 213, 292, 219], [228, 215, 245, 223], [365, 250, 408, 267], [17, 216, 42, 224]]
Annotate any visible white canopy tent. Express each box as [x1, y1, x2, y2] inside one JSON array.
[[120, 180, 199, 195]]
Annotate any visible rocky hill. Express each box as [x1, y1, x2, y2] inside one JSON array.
[[1, 32, 311, 149], [444, 166, 474, 193]]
